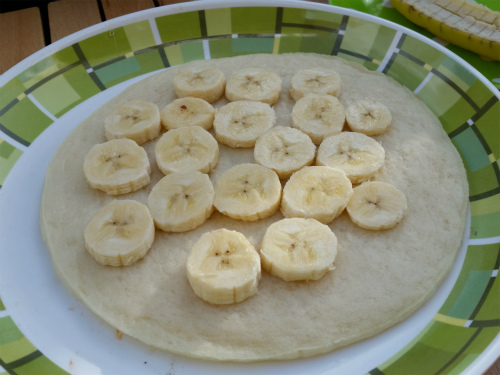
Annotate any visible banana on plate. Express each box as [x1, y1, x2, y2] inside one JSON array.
[[254, 126, 316, 179], [316, 132, 386, 184], [346, 181, 408, 230], [174, 66, 226, 103], [104, 100, 161, 145], [291, 93, 346, 145], [83, 138, 151, 196], [260, 218, 338, 282], [281, 166, 353, 224], [186, 229, 261, 305], [225, 68, 282, 105], [155, 126, 219, 175], [147, 171, 215, 232], [160, 97, 215, 131], [289, 67, 342, 101], [345, 100, 392, 136], [84, 199, 155, 267], [214, 163, 282, 221], [213, 100, 276, 148]]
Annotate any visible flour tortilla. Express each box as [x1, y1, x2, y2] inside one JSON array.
[[40, 53, 468, 361]]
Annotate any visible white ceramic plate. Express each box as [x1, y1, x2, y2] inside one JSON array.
[[0, 1, 499, 374]]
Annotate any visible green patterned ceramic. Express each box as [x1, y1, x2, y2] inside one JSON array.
[[0, 1, 498, 374]]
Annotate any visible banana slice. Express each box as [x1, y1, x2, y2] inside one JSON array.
[[104, 100, 161, 145], [345, 100, 391, 136], [289, 68, 342, 101], [346, 181, 407, 230], [213, 100, 276, 148], [225, 68, 282, 105], [291, 93, 346, 145], [84, 199, 155, 267], [281, 166, 353, 224], [174, 66, 226, 103], [186, 229, 261, 305], [260, 218, 338, 281], [160, 97, 215, 131], [214, 163, 282, 221], [147, 171, 215, 232], [155, 126, 219, 175], [316, 132, 385, 184], [254, 126, 316, 179], [83, 138, 151, 195]]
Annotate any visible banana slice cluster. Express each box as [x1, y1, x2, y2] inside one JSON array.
[[81, 63, 408, 305]]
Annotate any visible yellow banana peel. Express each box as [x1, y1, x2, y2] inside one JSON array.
[[390, 0, 500, 61]]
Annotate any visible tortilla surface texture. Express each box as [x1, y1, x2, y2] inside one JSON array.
[[41, 53, 468, 361]]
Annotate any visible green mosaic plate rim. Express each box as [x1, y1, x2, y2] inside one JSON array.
[[0, 1, 499, 374]]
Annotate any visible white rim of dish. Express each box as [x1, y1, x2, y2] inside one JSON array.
[[0, 0, 499, 373]]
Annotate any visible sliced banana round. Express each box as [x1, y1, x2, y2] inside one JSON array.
[[316, 132, 385, 184], [289, 68, 342, 101], [225, 68, 282, 105], [214, 163, 281, 221], [213, 100, 276, 148], [346, 181, 407, 230], [155, 126, 219, 175], [174, 66, 226, 103], [83, 138, 151, 196], [147, 171, 215, 232], [254, 126, 316, 179], [291, 93, 346, 145], [186, 229, 261, 305], [160, 97, 215, 131], [104, 100, 161, 145], [281, 166, 352, 224], [84, 199, 155, 267], [260, 218, 338, 282], [345, 100, 392, 136]]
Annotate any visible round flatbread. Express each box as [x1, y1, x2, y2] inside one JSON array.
[[40, 53, 468, 361]]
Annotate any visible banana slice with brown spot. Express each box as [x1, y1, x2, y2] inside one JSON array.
[[84, 199, 155, 267], [155, 126, 219, 175], [147, 171, 215, 232], [254, 126, 316, 179], [289, 68, 342, 101], [214, 163, 282, 221], [316, 132, 385, 184], [225, 68, 282, 105], [213, 100, 276, 148], [291, 93, 346, 145], [174, 66, 226, 103], [104, 100, 161, 145], [346, 181, 407, 230], [345, 100, 392, 136], [260, 217, 338, 282], [83, 138, 151, 196], [281, 166, 353, 224], [186, 229, 261, 305], [160, 97, 215, 131]]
